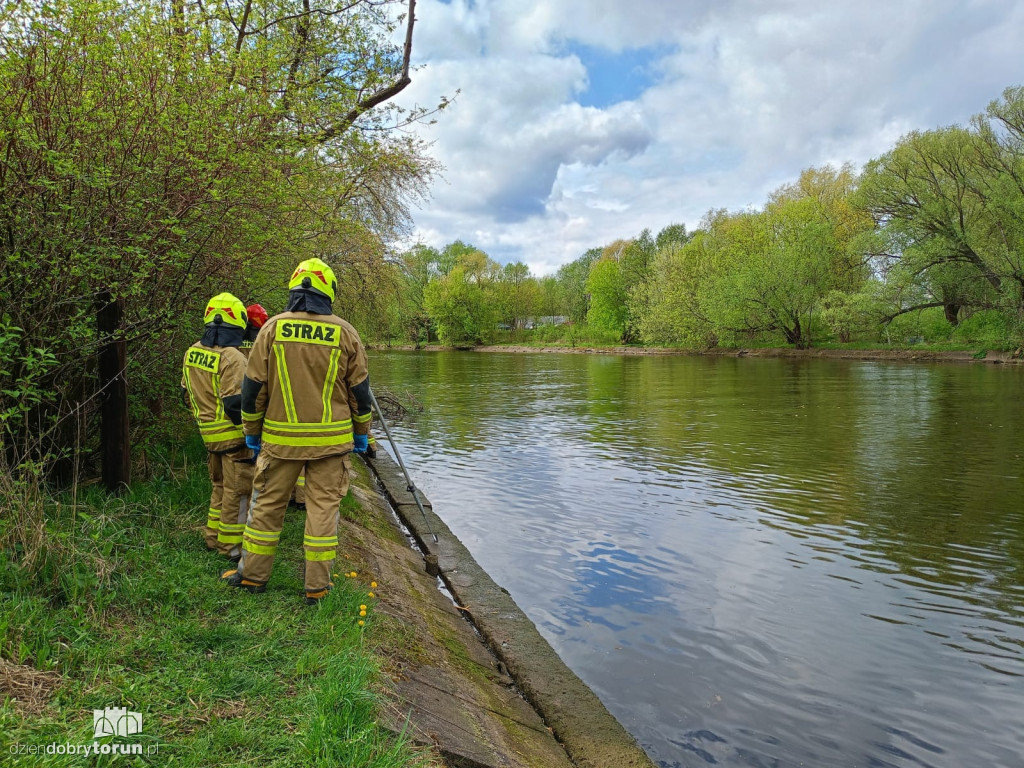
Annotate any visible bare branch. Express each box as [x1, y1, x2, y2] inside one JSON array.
[[315, 0, 416, 143]]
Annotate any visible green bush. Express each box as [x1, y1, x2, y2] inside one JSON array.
[[951, 310, 1017, 348]]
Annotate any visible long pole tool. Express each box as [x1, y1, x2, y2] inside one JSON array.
[[367, 388, 438, 544]]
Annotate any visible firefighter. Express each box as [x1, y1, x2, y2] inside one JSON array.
[[181, 293, 253, 559], [211, 302, 268, 555], [224, 258, 373, 604], [240, 303, 268, 358]]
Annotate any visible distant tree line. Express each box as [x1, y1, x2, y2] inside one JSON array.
[[375, 86, 1024, 353]]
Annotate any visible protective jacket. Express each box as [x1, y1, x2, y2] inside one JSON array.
[[241, 311, 372, 460], [181, 343, 247, 451]]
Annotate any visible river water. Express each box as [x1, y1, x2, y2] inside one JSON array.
[[370, 351, 1024, 768]]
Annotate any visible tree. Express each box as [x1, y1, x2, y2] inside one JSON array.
[[620, 229, 656, 343], [556, 248, 600, 324], [496, 262, 538, 329], [855, 127, 1004, 324], [655, 223, 690, 250], [586, 257, 628, 337], [423, 267, 494, 346]]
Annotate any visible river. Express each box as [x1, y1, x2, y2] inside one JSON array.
[[370, 351, 1024, 768]]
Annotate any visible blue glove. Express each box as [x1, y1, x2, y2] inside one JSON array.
[[245, 434, 262, 458], [353, 434, 368, 454]]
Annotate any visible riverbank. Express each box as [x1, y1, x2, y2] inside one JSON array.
[[0, 455, 436, 767], [371, 343, 1024, 364]]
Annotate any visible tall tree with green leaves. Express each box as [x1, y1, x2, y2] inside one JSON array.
[[586, 257, 628, 338], [556, 248, 601, 324]]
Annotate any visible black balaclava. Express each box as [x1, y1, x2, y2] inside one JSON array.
[[201, 316, 245, 348], [284, 282, 333, 315]]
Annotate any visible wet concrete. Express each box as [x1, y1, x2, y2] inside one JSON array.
[[362, 450, 657, 768]]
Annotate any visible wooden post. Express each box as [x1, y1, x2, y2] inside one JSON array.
[[97, 290, 130, 493]]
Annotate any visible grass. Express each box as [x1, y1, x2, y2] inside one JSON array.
[[0, 445, 434, 768]]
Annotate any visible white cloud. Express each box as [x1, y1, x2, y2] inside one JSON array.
[[398, 0, 1024, 274]]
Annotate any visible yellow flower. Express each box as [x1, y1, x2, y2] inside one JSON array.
[[370, 581, 378, 588], [359, 610, 366, 617], [367, 592, 375, 598], [358, 620, 365, 627], [351, 571, 358, 578], [359, 604, 367, 610]]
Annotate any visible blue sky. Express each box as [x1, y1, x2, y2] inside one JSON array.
[[567, 44, 669, 109], [396, 0, 1024, 274]]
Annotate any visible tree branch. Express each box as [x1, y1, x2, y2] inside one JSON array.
[[880, 301, 947, 324], [315, 0, 416, 143]]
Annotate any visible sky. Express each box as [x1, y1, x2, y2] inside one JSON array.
[[393, 0, 1024, 275]]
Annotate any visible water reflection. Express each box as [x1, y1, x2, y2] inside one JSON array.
[[372, 352, 1024, 767]]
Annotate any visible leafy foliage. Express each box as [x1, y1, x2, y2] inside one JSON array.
[[0, 0, 435, 479]]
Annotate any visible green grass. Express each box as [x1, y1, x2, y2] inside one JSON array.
[[0, 450, 432, 768]]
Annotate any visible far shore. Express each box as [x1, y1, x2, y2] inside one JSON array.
[[368, 343, 1024, 365]]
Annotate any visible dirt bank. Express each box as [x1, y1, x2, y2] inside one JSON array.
[[371, 343, 1024, 365]]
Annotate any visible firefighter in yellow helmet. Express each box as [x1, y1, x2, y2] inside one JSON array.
[[223, 258, 373, 604], [181, 293, 255, 560]]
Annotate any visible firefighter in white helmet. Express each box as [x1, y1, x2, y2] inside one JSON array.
[[223, 258, 373, 604]]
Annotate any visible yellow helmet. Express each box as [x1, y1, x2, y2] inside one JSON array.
[[288, 258, 337, 303], [204, 292, 247, 329]]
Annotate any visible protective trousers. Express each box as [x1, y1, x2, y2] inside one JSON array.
[[216, 451, 255, 557], [240, 453, 350, 593], [205, 453, 224, 549]]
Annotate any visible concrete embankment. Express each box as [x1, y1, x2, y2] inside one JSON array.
[[360, 451, 656, 768]]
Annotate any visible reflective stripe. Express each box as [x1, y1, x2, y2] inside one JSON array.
[[321, 349, 341, 423], [212, 373, 224, 419], [201, 428, 244, 444], [219, 523, 245, 534], [242, 410, 265, 422], [304, 550, 336, 561], [208, 508, 221, 516], [183, 369, 202, 421], [243, 541, 278, 556], [264, 419, 352, 432], [353, 411, 372, 424], [273, 345, 298, 423], [244, 526, 281, 542], [295, 476, 305, 487], [198, 419, 236, 433], [303, 534, 338, 544], [264, 432, 354, 447]]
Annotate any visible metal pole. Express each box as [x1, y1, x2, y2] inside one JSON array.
[[367, 388, 438, 543]]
